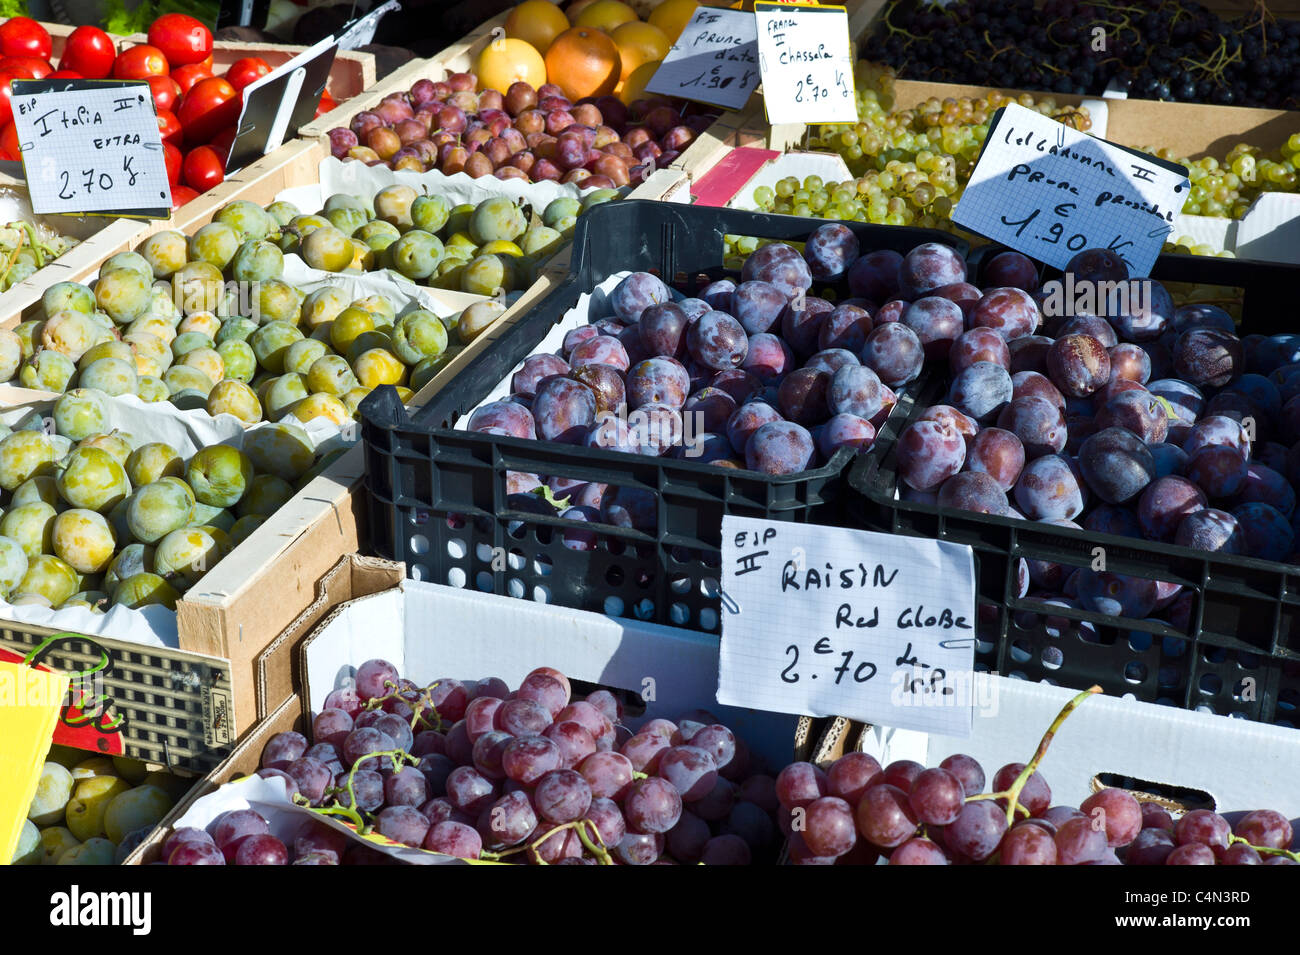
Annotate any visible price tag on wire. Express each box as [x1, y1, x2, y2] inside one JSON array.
[[953, 102, 1190, 277], [716, 516, 978, 736], [753, 1, 857, 125], [10, 79, 172, 218], [645, 6, 759, 111]]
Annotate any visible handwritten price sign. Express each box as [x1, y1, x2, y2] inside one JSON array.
[[953, 102, 1190, 277], [645, 7, 759, 111], [716, 517, 978, 736], [11, 79, 171, 218], [753, 1, 856, 124]]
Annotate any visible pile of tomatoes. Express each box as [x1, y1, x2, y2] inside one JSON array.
[[0, 15, 338, 210]]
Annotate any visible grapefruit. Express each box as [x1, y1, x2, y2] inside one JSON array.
[[475, 37, 549, 92], [544, 27, 622, 99], [611, 20, 670, 81], [504, 0, 571, 54], [573, 0, 639, 31]]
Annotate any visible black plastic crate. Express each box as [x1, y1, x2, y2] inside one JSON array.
[[847, 247, 1300, 726], [359, 201, 966, 633]]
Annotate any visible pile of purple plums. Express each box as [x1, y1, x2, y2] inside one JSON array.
[[889, 243, 1299, 623], [460, 226, 963, 534], [328, 70, 719, 188]]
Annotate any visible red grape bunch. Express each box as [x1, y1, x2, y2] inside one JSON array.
[[780, 687, 1299, 865], [163, 660, 793, 865]]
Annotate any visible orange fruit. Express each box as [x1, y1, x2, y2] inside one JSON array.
[[647, 0, 698, 41], [611, 21, 670, 82], [504, 0, 571, 54], [544, 27, 622, 99], [475, 37, 549, 91], [618, 59, 663, 105], [573, 0, 638, 32]]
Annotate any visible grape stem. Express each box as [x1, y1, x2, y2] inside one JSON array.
[[483, 819, 614, 865], [312, 748, 420, 835], [967, 685, 1102, 825], [1228, 834, 1300, 863]]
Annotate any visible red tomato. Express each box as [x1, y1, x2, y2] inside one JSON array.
[[170, 183, 199, 211], [47, 69, 83, 79], [182, 145, 223, 192], [148, 13, 212, 68], [0, 55, 52, 79], [0, 120, 18, 158], [197, 53, 213, 72], [170, 62, 211, 94], [207, 124, 236, 163], [113, 44, 169, 80], [162, 140, 182, 185], [0, 66, 21, 127], [59, 25, 116, 79], [315, 90, 337, 119], [0, 17, 51, 60], [148, 74, 181, 112], [156, 107, 182, 148], [224, 56, 270, 92], [177, 76, 239, 147]]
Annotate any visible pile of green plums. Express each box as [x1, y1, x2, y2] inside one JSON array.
[[283, 186, 611, 296], [0, 401, 322, 614], [0, 198, 513, 419]]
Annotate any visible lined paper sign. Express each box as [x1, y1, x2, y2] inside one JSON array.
[[717, 516, 978, 736], [953, 102, 1190, 277], [645, 7, 759, 111], [11, 79, 172, 218], [753, 1, 857, 124]]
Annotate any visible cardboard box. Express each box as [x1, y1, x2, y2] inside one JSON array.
[[810, 673, 1300, 818]]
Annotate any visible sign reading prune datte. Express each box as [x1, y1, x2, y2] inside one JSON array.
[[717, 516, 978, 736], [646, 7, 760, 111], [953, 102, 1190, 277], [11, 79, 172, 218]]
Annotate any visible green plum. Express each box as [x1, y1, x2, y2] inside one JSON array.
[[580, 188, 620, 211], [238, 473, 294, 518], [388, 230, 444, 280], [326, 205, 369, 236], [153, 526, 222, 588], [520, 226, 564, 257], [282, 338, 328, 377], [263, 373, 310, 420], [216, 339, 256, 382], [136, 376, 169, 402], [163, 365, 215, 397], [51, 508, 116, 573], [242, 422, 315, 481], [264, 200, 300, 227], [11, 475, 60, 508], [228, 514, 265, 546], [56, 447, 131, 512], [251, 321, 305, 373], [172, 261, 225, 315], [0, 534, 29, 595], [300, 225, 354, 272], [0, 326, 20, 381], [125, 443, 183, 486], [300, 286, 350, 329], [186, 445, 254, 508], [42, 281, 96, 316], [126, 479, 195, 544], [94, 269, 153, 325], [469, 197, 527, 244], [306, 354, 358, 396], [177, 346, 225, 385], [112, 572, 179, 610], [0, 431, 59, 491], [78, 357, 138, 397], [40, 310, 102, 362], [215, 199, 276, 242], [411, 194, 452, 234], [231, 238, 285, 283], [137, 231, 188, 278], [102, 251, 153, 280], [542, 197, 581, 228], [102, 542, 153, 593], [460, 254, 513, 296], [256, 280, 303, 325], [373, 184, 418, 229], [17, 553, 79, 605], [391, 309, 449, 365], [207, 379, 262, 424], [216, 317, 260, 344], [52, 389, 108, 441]]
